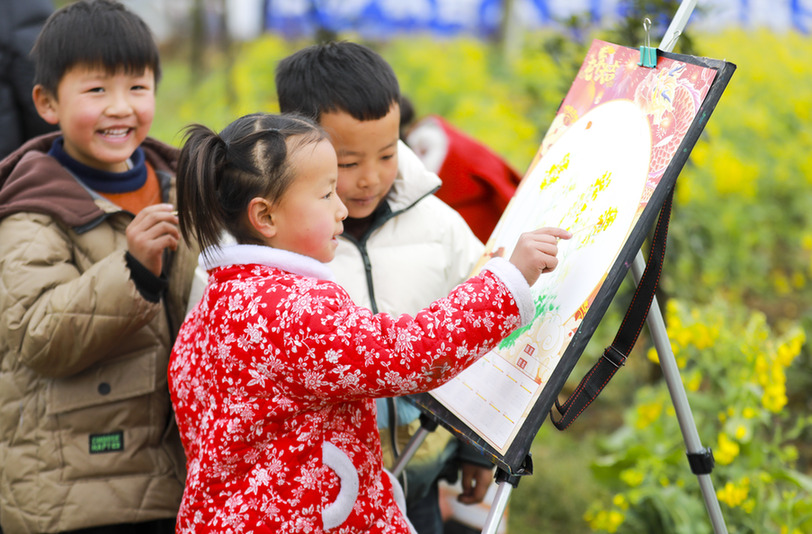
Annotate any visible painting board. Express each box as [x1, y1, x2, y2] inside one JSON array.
[[413, 40, 736, 474]]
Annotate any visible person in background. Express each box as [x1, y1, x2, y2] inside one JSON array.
[[0, 0, 58, 160], [399, 96, 523, 244], [168, 110, 569, 533], [0, 1, 197, 532], [274, 41, 500, 534]]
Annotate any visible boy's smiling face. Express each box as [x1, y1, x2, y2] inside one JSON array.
[[34, 65, 156, 173], [320, 103, 400, 219]]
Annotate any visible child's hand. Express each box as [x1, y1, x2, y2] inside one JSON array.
[[126, 203, 180, 277], [509, 227, 572, 286]]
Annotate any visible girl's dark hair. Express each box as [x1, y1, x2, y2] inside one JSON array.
[[31, 0, 161, 96], [176, 113, 327, 254]]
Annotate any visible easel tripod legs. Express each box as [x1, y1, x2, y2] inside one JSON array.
[[480, 459, 532, 534], [631, 251, 728, 534], [480, 474, 513, 534]]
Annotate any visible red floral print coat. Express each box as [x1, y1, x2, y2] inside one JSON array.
[[169, 244, 533, 533]]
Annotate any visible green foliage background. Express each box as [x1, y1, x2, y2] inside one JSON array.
[[151, 26, 812, 534]]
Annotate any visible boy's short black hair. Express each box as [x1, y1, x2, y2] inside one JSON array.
[[275, 41, 400, 122], [31, 0, 161, 96]]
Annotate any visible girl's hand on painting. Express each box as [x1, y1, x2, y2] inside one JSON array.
[[509, 227, 572, 286]]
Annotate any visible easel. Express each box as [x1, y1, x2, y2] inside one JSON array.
[[393, 1, 729, 533]]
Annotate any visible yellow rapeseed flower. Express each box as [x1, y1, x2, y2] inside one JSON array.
[[586, 510, 625, 533], [755, 355, 770, 386], [711, 147, 757, 198], [635, 401, 663, 429], [802, 232, 812, 251], [777, 344, 794, 367], [605, 510, 624, 533], [772, 271, 791, 295], [612, 494, 629, 510], [716, 480, 749, 508], [788, 330, 806, 354], [685, 372, 702, 392], [620, 468, 645, 487], [715, 433, 740, 465], [665, 299, 680, 320], [675, 328, 692, 348], [762, 382, 788, 413]]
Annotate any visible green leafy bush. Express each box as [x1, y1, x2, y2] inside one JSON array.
[[585, 298, 810, 533], [667, 30, 812, 320]]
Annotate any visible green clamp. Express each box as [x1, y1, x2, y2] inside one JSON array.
[[638, 18, 657, 68], [638, 46, 658, 68]]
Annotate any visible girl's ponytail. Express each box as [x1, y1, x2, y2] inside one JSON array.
[[176, 124, 228, 253]]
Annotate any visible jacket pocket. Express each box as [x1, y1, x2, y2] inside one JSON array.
[[47, 349, 157, 415], [46, 348, 172, 481]]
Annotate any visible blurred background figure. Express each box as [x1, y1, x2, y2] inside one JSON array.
[[401, 96, 522, 244], [0, 0, 57, 160]]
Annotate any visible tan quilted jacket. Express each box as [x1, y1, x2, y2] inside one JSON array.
[[0, 133, 196, 533]]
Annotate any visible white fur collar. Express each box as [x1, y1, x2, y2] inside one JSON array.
[[200, 244, 336, 282]]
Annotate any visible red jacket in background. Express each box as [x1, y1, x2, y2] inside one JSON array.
[[406, 115, 522, 243]]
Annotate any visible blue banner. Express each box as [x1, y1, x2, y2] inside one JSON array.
[[263, 0, 812, 38]]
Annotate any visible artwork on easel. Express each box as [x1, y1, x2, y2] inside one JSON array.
[[414, 39, 736, 473]]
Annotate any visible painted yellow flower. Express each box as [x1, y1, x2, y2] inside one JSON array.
[[590, 171, 611, 200]]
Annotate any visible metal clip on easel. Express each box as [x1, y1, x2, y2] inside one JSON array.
[[638, 18, 658, 68]]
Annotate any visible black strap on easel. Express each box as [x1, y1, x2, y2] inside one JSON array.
[[551, 188, 674, 430]]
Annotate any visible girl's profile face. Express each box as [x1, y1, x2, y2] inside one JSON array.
[[266, 139, 348, 262]]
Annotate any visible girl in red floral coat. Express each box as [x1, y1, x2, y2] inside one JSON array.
[[169, 112, 570, 533]]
